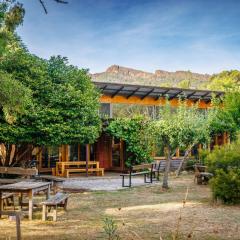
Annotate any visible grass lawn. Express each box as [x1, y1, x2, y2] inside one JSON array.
[[0, 174, 239, 240]]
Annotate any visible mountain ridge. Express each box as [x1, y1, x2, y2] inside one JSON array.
[[91, 65, 211, 89]]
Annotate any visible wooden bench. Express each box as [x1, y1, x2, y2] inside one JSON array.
[[0, 211, 22, 240], [41, 192, 69, 221], [65, 168, 104, 178], [194, 165, 213, 184], [120, 163, 154, 187], [1, 193, 15, 209], [0, 167, 38, 177]]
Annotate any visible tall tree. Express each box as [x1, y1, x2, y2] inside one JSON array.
[[153, 101, 211, 188], [0, 1, 30, 122], [0, 52, 101, 166]]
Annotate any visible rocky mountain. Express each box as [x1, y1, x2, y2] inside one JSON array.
[[91, 65, 211, 89]]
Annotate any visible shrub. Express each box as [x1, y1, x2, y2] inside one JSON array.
[[205, 142, 240, 174], [210, 169, 240, 204], [107, 116, 155, 167], [206, 142, 240, 204]]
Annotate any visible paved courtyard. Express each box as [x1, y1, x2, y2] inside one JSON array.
[[62, 175, 160, 191]]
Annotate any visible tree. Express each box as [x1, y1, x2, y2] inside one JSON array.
[[107, 116, 155, 167], [0, 51, 101, 166], [206, 70, 240, 91], [0, 71, 31, 123], [0, 2, 31, 123], [153, 101, 211, 188]]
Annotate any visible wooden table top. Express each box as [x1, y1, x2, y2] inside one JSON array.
[[57, 161, 98, 165], [0, 181, 51, 191]]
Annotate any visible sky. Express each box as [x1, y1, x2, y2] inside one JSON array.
[[17, 0, 240, 74]]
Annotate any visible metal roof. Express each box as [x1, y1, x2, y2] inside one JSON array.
[[93, 81, 224, 102]]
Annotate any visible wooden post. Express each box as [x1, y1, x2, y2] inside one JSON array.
[[53, 206, 57, 221], [28, 190, 33, 220], [15, 213, 21, 240], [0, 211, 21, 240], [0, 192, 2, 218], [176, 148, 180, 158], [42, 204, 47, 221], [86, 144, 90, 177], [46, 184, 50, 200]]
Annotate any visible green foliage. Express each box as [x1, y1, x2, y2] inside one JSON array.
[[0, 1, 25, 57], [210, 169, 240, 204], [207, 70, 240, 91], [103, 217, 120, 240], [0, 52, 101, 147], [206, 142, 240, 204], [154, 101, 211, 154], [107, 116, 155, 167], [0, 70, 31, 123], [206, 94, 239, 140], [177, 79, 191, 89], [198, 149, 209, 165], [205, 142, 240, 174], [223, 91, 240, 129]]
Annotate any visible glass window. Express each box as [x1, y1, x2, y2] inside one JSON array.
[[100, 103, 112, 118], [69, 144, 79, 161], [41, 146, 59, 168], [112, 103, 156, 119], [80, 145, 86, 161]]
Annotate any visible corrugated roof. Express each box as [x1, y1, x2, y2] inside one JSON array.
[[93, 81, 224, 102]]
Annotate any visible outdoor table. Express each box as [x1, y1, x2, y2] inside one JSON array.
[[0, 181, 51, 220], [56, 161, 99, 177]]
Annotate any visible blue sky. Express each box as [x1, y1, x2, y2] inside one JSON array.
[[18, 0, 240, 74]]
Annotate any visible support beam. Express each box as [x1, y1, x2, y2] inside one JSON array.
[[186, 91, 196, 99], [127, 87, 141, 99], [169, 91, 183, 100], [141, 88, 155, 100], [155, 89, 170, 100], [111, 86, 125, 98]]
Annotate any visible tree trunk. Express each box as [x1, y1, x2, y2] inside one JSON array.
[[175, 146, 193, 177], [162, 147, 172, 189], [1, 144, 33, 167]]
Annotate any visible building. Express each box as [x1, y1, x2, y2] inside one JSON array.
[[35, 82, 225, 175]]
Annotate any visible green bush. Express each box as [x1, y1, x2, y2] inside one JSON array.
[[198, 149, 210, 165], [107, 116, 155, 167], [206, 142, 240, 204], [210, 169, 240, 204], [185, 158, 197, 171], [205, 142, 240, 174]]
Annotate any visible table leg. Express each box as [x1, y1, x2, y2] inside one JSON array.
[[0, 191, 2, 218], [28, 190, 33, 220], [46, 185, 50, 199]]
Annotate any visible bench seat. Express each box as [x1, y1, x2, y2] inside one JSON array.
[[41, 192, 69, 221], [120, 171, 150, 176], [120, 163, 154, 187], [65, 168, 104, 178]]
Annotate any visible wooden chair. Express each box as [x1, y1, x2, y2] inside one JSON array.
[[194, 165, 213, 184], [41, 192, 69, 221]]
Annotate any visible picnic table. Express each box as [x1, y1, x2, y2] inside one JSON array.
[[0, 181, 51, 220], [55, 161, 103, 177], [35, 175, 65, 193]]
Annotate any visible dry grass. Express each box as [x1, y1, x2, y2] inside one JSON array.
[[0, 174, 240, 240]]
